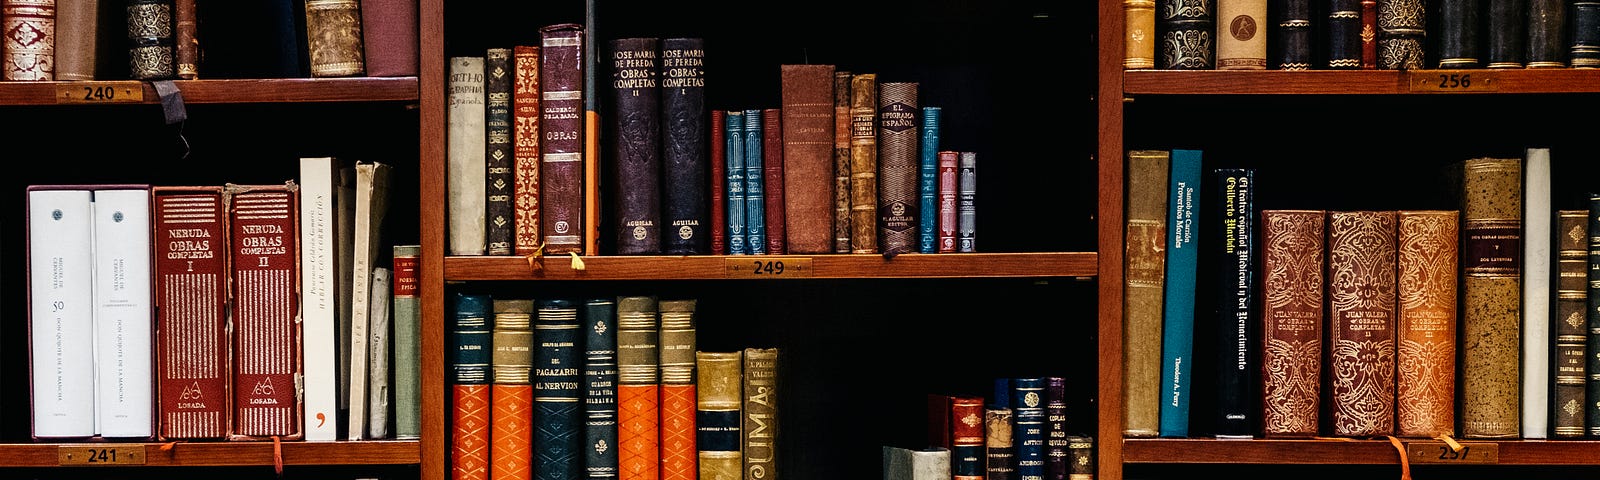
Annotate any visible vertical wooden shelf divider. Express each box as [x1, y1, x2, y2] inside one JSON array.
[[420, 0, 448, 478]]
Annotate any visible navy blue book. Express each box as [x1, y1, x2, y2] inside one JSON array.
[[918, 107, 942, 254], [1158, 149, 1202, 438], [726, 111, 748, 255], [744, 108, 766, 254], [451, 293, 494, 385], [1011, 377, 1046, 480], [660, 38, 709, 255], [535, 299, 584, 480], [583, 298, 620, 479], [1211, 168, 1256, 439]]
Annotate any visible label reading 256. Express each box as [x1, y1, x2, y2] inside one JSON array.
[[724, 257, 812, 278], [1408, 71, 1498, 93]]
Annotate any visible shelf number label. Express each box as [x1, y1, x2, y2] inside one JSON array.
[[724, 257, 813, 279], [1404, 442, 1498, 464], [56, 81, 146, 104], [59, 445, 146, 465], [1408, 71, 1498, 93]]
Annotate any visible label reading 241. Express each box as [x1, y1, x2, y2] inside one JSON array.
[[56, 81, 146, 104], [58, 445, 146, 465], [1408, 71, 1498, 93], [724, 257, 812, 278]]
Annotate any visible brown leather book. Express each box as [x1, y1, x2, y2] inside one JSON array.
[[3, 0, 55, 80], [832, 70, 853, 253], [225, 182, 303, 440], [780, 64, 836, 253], [154, 186, 231, 440], [848, 73, 879, 254], [1456, 157, 1522, 439], [175, 0, 196, 79], [304, 0, 365, 77], [53, 0, 94, 80], [1555, 209, 1589, 438], [743, 348, 779, 480], [1121, 150, 1168, 438], [1259, 209, 1326, 438], [513, 45, 542, 256], [763, 107, 786, 255], [539, 24, 586, 256], [876, 82, 920, 257], [360, 0, 417, 76], [1395, 210, 1459, 438], [1325, 210, 1398, 437]]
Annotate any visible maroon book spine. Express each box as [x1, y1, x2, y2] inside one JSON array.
[[937, 151, 959, 253], [227, 183, 303, 439], [154, 187, 231, 440], [1361, 0, 1378, 68], [360, 0, 418, 76], [710, 109, 727, 255], [539, 23, 586, 255], [1325, 210, 1398, 437], [763, 107, 786, 255], [1260, 209, 1326, 438]]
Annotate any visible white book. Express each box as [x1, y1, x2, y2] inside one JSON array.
[[1523, 147, 1552, 439], [92, 188, 154, 438], [299, 157, 349, 441], [366, 266, 393, 439], [348, 160, 393, 440], [28, 188, 97, 439], [448, 56, 488, 255]]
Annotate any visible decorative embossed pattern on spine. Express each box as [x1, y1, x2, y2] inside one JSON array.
[[1126, 0, 1157, 67], [454, 384, 491, 480], [1395, 211, 1457, 438], [832, 71, 853, 253], [661, 38, 709, 255], [486, 48, 515, 255], [696, 351, 742, 480], [877, 83, 919, 256], [1587, 194, 1600, 436], [659, 300, 698, 480], [227, 185, 301, 439], [514, 46, 542, 255], [3, 0, 54, 80], [610, 38, 662, 255], [1326, 211, 1398, 437], [539, 24, 586, 255], [848, 74, 879, 253], [1122, 150, 1168, 437], [617, 296, 660, 480], [1260, 210, 1324, 437], [534, 300, 583, 480], [1458, 158, 1521, 438], [155, 189, 229, 440], [491, 299, 533, 480], [1378, 0, 1425, 68], [583, 299, 619, 480], [304, 0, 364, 77], [127, 0, 174, 80], [1273, 0, 1311, 68], [1159, 0, 1215, 68], [938, 151, 960, 253], [1554, 210, 1588, 438]]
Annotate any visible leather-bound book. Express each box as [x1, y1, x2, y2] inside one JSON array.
[[540, 24, 586, 256], [711, 109, 727, 255], [1487, 0, 1528, 68], [451, 293, 494, 480], [127, 0, 175, 80], [877, 82, 920, 257], [1525, 0, 1566, 67], [583, 299, 620, 479], [780, 64, 837, 254], [617, 296, 661, 480], [225, 183, 302, 440], [1216, 0, 1267, 69], [951, 395, 985, 480], [848, 74, 880, 253], [1259, 210, 1325, 438], [958, 152, 977, 252], [1122, 150, 1168, 438], [1573, 1, 1600, 67], [1125, 0, 1157, 68], [54, 0, 94, 80], [1158, 0, 1215, 68], [513, 45, 542, 256], [1044, 379, 1068, 480], [1011, 378, 1045, 479], [726, 111, 748, 255], [658, 300, 698, 480], [918, 106, 941, 253], [448, 56, 487, 256], [304, 0, 364, 77], [1554, 210, 1588, 438], [1436, 0, 1482, 67], [985, 378, 1015, 480], [938, 151, 960, 253], [360, 0, 417, 76], [1455, 158, 1522, 439], [743, 348, 780, 480], [763, 108, 786, 255], [175, 0, 195, 78], [534, 300, 584, 480], [833, 70, 854, 253], [1272, 0, 1311, 69], [1326, 0, 1363, 68], [486, 47, 515, 256], [1395, 210, 1458, 438], [1210, 169, 1256, 438], [1361, 0, 1377, 67], [696, 351, 742, 480], [661, 38, 709, 255], [491, 299, 535, 480], [153, 186, 231, 440], [1378, 0, 1425, 69], [609, 37, 663, 255], [3, 0, 54, 80], [1066, 437, 1094, 480], [744, 109, 767, 254], [1325, 210, 1398, 437]]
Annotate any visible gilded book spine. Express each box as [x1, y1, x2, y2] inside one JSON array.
[[937, 151, 960, 253], [958, 152, 977, 252], [1395, 211, 1459, 438], [617, 296, 660, 480], [1555, 210, 1588, 438], [953, 395, 986, 480], [175, 0, 196, 78], [1158, 0, 1215, 68], [848, 74, 879, 253], [486, 48, 515, 256], [1525, 0, 1567, 67], [743, 348, 779, 480], [659, 300, 698, 480], [1122, 150, 1168, 438], [534, 300, 583, 480], [610, 37, 663, 255], [711, 110, 727, 254], [583, 298, 620, 479], [304, 0, 365, 77], [1259, 210, 1325, 437], [1326, 211, 1398, 437], [1125, 0, 1156, 68], [226, 183, 302, 439], [491, 300, 534, 480], [696, 351, 742, 480], [1459, 158, 1521, 439], [154, 188, 230, 440], [744, 109, 766, 255], [513, 45, 543, 256], [1327, 0, 1363, 68], [127, 0, 175, 80], [451, 293, 493, 480], [832, 70, 853, 253], [2, 0, 54, 80], [986, 378, 1015, 480], [1378, 0, 1426, 68], [539, 24, 586, 255], [877, 82, 920, 257]]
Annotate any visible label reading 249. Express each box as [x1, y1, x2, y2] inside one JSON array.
[[724, 257, 812, 278]]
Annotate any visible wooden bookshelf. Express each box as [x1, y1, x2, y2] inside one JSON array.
[[1125, 439, 1600, 465], [0, 440, 419, 467], [0, 77, 419, 105], [442, 252, 1099, 280], [1122, 69, 1600, 95]]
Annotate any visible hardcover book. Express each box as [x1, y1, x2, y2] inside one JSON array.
[[877, 82, 921, 257], [927, 394, 953, 451], [1574, 0, 1600, 67], [1588, 192, 1600, 436], [1125, 0, 1157, 68], [1158, 149, 1202, 438], [535, 299, 584, 480], [299, 157, 349, 441], [1067, 436, 1094, 480], [1325, 210, 1398, 437], [763, 108, 786, 255], [848, 73, 879, 253], [392, 244, 421, 439], [513, 45, 543, 256], [1259, 210, 1325, 437], [1327, 0, 1363, 68], [451, 293, 494, 480], [486, 47, 516, 256], [659, 300, 698, 480], [303, 0, 364, 77], [743, 348, 780, 480], [938, 151, 960, 253], [1456, 157, 1521, 439], [745, 108, 767, 255], [347, 161, 393, 439], [617, 296, 661, 480], [225, 182, 302, 440], [1210, 168, 1255, 438], [1486, 0, 1527, 68], [833, 70, 854, 253], [950, 395, 985, 480], [986, 378, 1016, 480], [1158, 0, 1215, 68], [1272, 0, 1312, 69], [1122, 150, 1168, 438], [1437, 0, 1482, 67], [711, 109, 727, 254], [491, 299, 534, 480], [1395, 210, 1458, 438], [93, 187, 155, 439], [661, 38, 709, 255], [610, 37, 663, 255], [153, 186, 231, 440], [127, 0, 175, 80], [1525, 0, 1566, 67], [27, 187, 95, 439], [1216, 0, 1267, 68], [1011, 377, 1046, 480], [696, 351, 742, 480], [54, 0, 94, 80], [883, 446, 952, 480], [359, 0, 418, 76], [780, 64, 837, 254], [1361, 0, 1378, 67], [449, 56, 488, 256], [918, 106, 941, 253], [958, 152, 977, 252], [583, 298, 620, 480], [1554, 210, 1588, 438], [1523, 147, 1551, 439], [1045, 378, 1068, 480], [726, 110, 748, 255], [1378, 0, 1425, 68], [540, 23, 587, 256]]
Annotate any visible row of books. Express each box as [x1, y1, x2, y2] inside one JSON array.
[[1122, 147, 1600, 440], [446, 32, 981, 259], [447, 292, 781, 480], [923, 378, 1095, 480], [1, 0, 416, 82], [1127, 0, 1599, 70], [26, 159, 417, 442]]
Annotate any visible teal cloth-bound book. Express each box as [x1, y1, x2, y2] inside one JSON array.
[[726, 111, 747, 255], [744, 109, 766, 254], [918, 107, 941, 254], [1158, 148, 1202, 437]]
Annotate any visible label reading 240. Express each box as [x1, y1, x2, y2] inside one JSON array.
[[56, 81, 145, 104]]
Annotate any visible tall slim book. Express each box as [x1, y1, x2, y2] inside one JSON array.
[[1122, 150, 1168, 438], [918, 106, 941, 253], [848, 74, 879, 253], [451, 293, 494, 480], [153, 186, 231, 440], [1259, 210, 1325, 437], [584, 298, 620, 479], [1011, 377, 1046, 480], [697, 351, 742, 480], [661, 38, 709, 255], [1554, 210, 1588, 438], [745, 108, 766, 255], [127, 0, 174, 80], [226, 182, 302, 440], [1044, 379, 1068, 480], [1158, 149, 1202, 438], [348, 160, 393, 440], [485, 47, 516, 256], [1325, 210, 1398, 437], [659, 300, 698, 480], [1523, 147, 1552, 438], [1210, 169, 1255, 438], [27, 187, 95, 439], [610, 37, 663, 255], [300, 157, 351, 441], [540, 23, 587, 256], [93, 187, 155, 439], [762, 108, 785, 254], [392, 244, 421, 439], [832, 70, 853, 253], [513, 45, 543, 256], [448, 56, 488, 256], [711, 109, 728, 254], [1456, 158, 1522, 439], [726, 111, 748, 255], [877, 82, 920, 257], [1395, 210, 1458, 438], [535, 299, 584, 480], [365, 266, 393, 438], [743, 348, 780, 480], [1586, 192, 1600, 436], [780, 64, 838, 254], [617, 296, 661, 480]]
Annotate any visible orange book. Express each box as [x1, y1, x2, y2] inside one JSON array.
[[618, 296, 660, 480], [491, 385, 533, 480], [658, 299, 698, 480], [453, 384, 492, 480]]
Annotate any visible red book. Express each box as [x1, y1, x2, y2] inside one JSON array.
[[1360, 0, 1378, 69], [936, 151, 959, 253], [454, 384, 492, 480], [538, 24, 586, 255], [710, 109, 727, 255], [951, 396, 985, 480], [359, 0, 418, 77], [762, 107, 786, 255], [226, 183, 302, 439], [154, 186, 231, 440]]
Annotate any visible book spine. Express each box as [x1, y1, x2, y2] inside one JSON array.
[[1395, 210, 1458, 438], [726, 111, 748, 255], [28, 188, 95, 438], [884, 447, 952, 480], [486, 48, 516, 256], [1044, 378, 1068, 480], [583, 3, 600, 257], [1525, 0, 1566, 67], [53, 0, 95, 80], [303, 0, 364, 77], [1588, 192, 1600, 437], [127, 0, 175, 80], [1012, 377, 1046, 480], [1377, 0, 1426, 69], [1555, 210, 1589, 438], [778, 64, 835, 254], [535, 300, 583, 480], [849, 73, 879, 254], [928, 394, 954, 449], [1327, 0, 1363, 68], [454, 384, 492, 480], [1216, 0, 1268, 69], [1524, 148, 1551, 439], [1487, 0, 1528, 67], [153, 188, 230, 440], [299, 158, 340, 442], [514, 45, 543, 256], [366, 266, 392, 439], [1273, 0, 1311, 69], [1125, 0, 1157, 68], [1460, 158, 1521, 439], [359, 0, 418, 76], [918, 107, 941, 253], [1437, 0, 1482, 67], [743, 348, 779, 480], [937, 151, 960, 253], [491, 299, 534, 480], [985, 378, 1015, 480], [348, 161, 394, 440], [227, 184, 302, 439], [617, 296, 660, 480], [392, 245, 421, 439], [763, 108, 786, 255], [449, 56, 488, 255], [1123, 150, 1169, 438], [1067, 437, 1094, 480], [661, 38, 709, 255], [659, 300, 698, 480], [451, 293, 493, 480], [745, 109, 767, 255], [1361, 0, 1378, 68], [711, 109, 728, 255], [94, 188, 155, 439], [958, 152, 978, 253], [833, 70, 854, 253], [1326, 210, 1398, 437], [584, 298, 620, 480], [952, 396, 985, 480], [696, 351, 742, 480], [877, 82, 920, 257], [1211, 169, 1255, 438], [1574, 0, 1600, 67], [540, 24, 586, 256], [610, 37, 663, 255], [3, 0, 55, 80], [1159, 0, 1215, 68], [1259, 210, 1325, 437], [1158, 149, 1202, 437]]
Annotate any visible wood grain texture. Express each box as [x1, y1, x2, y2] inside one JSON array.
[[1125, 438, 1600, 465], [1123, 69, 1600, 94], [418, 0, 445, 478], [0, 77, 418, 105], [444, 252, 1097, 280], [0, 440, 419, 467]]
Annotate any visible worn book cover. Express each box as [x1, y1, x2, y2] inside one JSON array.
[[1272, 0, 1311, 69], [226, 182, 302, 440], [780, 64, 837, 254], [848, 73, 879, 253], [127, 0, 175, 79], [448, 56, 487, 255], [618, 296, 661, 480], [153, 186, 231, 440], [1437, 0, 1482, 67], [1456, 157, 1521, 438], [1325, 210, 1398, 437], [53, 0, 94, 80], [513, 45, 542, 256], [743, 348, 780, 480], [347, 161, 392, 440], [1210, 168, 1256, 438], [1011, 378, 1046, 479], [365, 267, 392, 439], [1523, 148, 1551, 438], [763, 108, 786, 255], [1395, 210, 1457, 437], [1122, 150, 1168, 438], [540, 24, 587, 255], [938, 151, 960, 253], [726, 110, 748, 255], [697, 351, 742, 480], [1259, 210, 1325, 437], [1554, 210, 1588, 438], [832, 70, 854, 253], [485, 48, 515, 256], [304, 0, 364, 77], [491, 299, 533, 480], [957, 152, 978, 252], [359, 0, 418, 76], [392, 245, 421, 439], [610, 37, 663, 255]]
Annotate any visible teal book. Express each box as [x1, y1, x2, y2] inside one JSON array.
[[744, 108, 766, 254], [918, 107, 941, 254], [1157, 148, 1202, 438], [726, 111, 748, 255]]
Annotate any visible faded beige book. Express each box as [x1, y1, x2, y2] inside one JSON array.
[[1122, 149, 1169, 437]]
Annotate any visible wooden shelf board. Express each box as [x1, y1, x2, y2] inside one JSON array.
[[0, 77, 419, 105], [1124, 438, 1600, 465], [1122, 69, 1600, 95], [444, 252, 1098, 280], [0, 440, 420, 467]]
